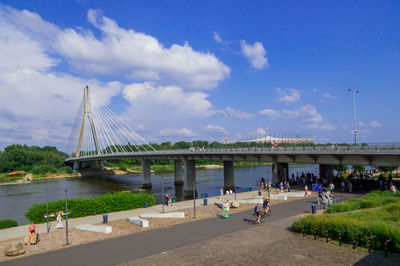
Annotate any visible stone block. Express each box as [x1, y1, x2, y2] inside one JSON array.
[[76, 224, 112, 234], [5, 243, 25, 256], [231, 201, 240, 208], [127, 216, 149, 228]]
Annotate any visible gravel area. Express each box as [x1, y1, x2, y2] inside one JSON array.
[[120, 221, 399, 266]]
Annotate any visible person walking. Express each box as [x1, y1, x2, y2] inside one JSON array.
[[56, 210, 63, 229], [254, 203, 262, 223]]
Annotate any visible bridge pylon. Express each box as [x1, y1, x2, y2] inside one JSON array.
[[74, 86, 104, 170]]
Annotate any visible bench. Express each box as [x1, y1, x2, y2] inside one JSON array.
[[75, 224, 112, 234]]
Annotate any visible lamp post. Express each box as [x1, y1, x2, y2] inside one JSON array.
[[348, 89, 359, 145]]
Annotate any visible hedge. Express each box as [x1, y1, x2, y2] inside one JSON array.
[[293, 202, 400, 250], [0, 219, 18, 229], [25, 192, 155, 223]]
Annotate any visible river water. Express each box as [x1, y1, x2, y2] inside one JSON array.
[[0, 164, 317, 225]]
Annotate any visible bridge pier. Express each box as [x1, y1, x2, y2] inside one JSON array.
[[272, 163, 288, 185], [223, 161, 235, 192], [141, 159, 152, 188], [319, 164, 334, 181], [184, 159, 196, 197], [72, 161, 80, 172], [174, 160, 184, 186], [98, 161, 104, 170]]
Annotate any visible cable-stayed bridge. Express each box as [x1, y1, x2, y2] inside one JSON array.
[[65, 86, 400, 195]]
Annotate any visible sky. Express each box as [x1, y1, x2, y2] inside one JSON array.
[[0, 0, 399, 152]]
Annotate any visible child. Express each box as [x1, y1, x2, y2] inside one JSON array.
[[304, 185, 308, 196]]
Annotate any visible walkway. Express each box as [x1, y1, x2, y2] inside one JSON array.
[[1, 193, 325, 266]]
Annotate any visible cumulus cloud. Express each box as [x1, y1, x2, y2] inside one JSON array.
[[276, 88, 300, 103], [259, 105, 334, 130], [0, 4, 234, 148], [120, 82, 215, 139], [240, 40, 268, 69], [54, 9, 230, 90], [159, 127, 197, 137]]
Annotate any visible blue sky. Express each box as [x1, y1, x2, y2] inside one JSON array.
[[0, 0, 399, 151]]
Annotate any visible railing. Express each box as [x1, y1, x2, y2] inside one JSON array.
[[67, 143, 400, 160]]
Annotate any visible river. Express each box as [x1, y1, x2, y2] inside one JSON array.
[[0, 164, 317, 225]]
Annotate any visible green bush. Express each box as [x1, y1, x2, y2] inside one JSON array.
[[25, 192, 155, 223], [0, 219, 18, 229]]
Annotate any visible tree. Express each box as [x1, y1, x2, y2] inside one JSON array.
[[334, 165, 349, 172], [352, 165, 366, 173], [378, 166, 396, 173]]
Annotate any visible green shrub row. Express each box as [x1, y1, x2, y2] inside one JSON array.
[[0, 219, 18, 229], [327, 191, 400, 213], [25, 192, 155, 223], [293, 202, 400, 250]]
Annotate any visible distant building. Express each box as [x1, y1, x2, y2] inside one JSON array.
[[246, 135, 313, 145]]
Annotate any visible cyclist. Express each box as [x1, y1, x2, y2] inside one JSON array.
[[254, 203, 262, 223], [263, 198, 271, 216]]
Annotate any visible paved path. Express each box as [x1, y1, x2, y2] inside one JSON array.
[[1, 194, 324, 266]]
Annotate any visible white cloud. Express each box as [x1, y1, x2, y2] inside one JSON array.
[[259, 109, 281, 120], [213, 31, 223, 43], [204, 124, 226, 134], [225, 107, 254, 119], [321, 92, 336, 99], [358, 121, 367, 127], [121, 82, 215, 139], [259, 105, 334, 130], [369, 120, 381, 128], [240, 40, 268, 69], [54, 9, 230, 90], [159, 127, 197, 137], [276, 88, 300, 103]]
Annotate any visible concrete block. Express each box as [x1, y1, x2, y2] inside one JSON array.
[[269, 195, 287, 200], [76, 224, 112, 234], [140, 212, 185, 218], [127, 216, 149, 228], [239, 199, 263, 204]]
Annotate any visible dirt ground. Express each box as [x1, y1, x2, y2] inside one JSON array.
[[120, 219, 399, 266]]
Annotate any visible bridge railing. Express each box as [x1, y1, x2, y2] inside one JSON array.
[[68, 143, 400, 159]]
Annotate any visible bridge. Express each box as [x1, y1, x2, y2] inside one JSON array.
[[66, 86, 400, 196]]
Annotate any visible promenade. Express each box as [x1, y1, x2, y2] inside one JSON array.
[[2, 190, 398, 265]]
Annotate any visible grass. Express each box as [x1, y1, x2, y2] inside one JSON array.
[[0, 175, 24, 182], [293, 191, 400, 250], [327, 190, 400, 213]]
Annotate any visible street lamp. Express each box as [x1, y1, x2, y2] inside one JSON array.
[[348, 89, 359, 145]]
